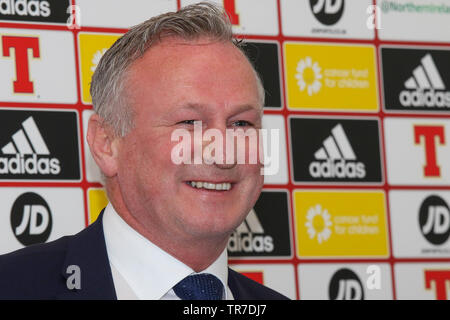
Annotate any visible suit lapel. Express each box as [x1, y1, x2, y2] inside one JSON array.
[[56, 211, 117, 300], [228, 268, 249, 300]]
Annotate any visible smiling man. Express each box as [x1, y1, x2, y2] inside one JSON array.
[[0, 3, 287, 300]]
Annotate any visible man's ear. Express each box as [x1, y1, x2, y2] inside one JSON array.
[[86, 114, 120, 178]]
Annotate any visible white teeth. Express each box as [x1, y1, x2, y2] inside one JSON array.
[[188, 181, 231, 191]]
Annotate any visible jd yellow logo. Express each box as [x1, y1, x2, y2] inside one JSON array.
[[294, 190, 388, 258], [285, 43, 378, 112], [87, 188, 108, 224], [78, 33, 122, 104]]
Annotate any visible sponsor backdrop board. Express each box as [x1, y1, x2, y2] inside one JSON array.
[[76, 0, 177, 29], [378, 0, 450, 43], [0, 0, 72, 25], [381, 47, 450, 112], [1, 0, 449, 300], [0, 28, 77, 103], [289, 117, 383, 184], [0, 109, 81, 181], [384, 117, 450, 185], [0, 187, 85, 253], [228, 190, 292, 258], [293, 189, 389, 258], [389, 190, 450, 258], [298, 263, 393, 300], [395, 263, 450, 300], [284, 42, 379, 112], [281, 0, 375, 40], [229, 263, 297, 300]]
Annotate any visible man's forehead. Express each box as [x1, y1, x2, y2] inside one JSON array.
[[129, 36, 251, 73], [125, 36, 263, 110]]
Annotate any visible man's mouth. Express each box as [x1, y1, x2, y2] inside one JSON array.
[[185, 181, 232, 191]]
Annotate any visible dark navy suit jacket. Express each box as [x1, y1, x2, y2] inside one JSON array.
[[0, 212, 288, 300]]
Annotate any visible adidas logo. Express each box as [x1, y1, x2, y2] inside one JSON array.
[[0, 116, 61, 175], [0, 0, 51, 18], [228, 208, 274, 253], [399, 54, 450, 108], [309, 124, 366, 179]]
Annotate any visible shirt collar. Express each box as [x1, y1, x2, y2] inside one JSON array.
[[102, 203, 229, 300]]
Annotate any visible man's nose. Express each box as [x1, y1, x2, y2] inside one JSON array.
[[201, 123, 237, 169]]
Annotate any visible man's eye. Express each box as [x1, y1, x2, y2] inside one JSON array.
[[233, 120, 252, 127], [177, 120, 197, 125]]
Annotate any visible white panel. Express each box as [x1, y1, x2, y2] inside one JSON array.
[[379, 0, 450, 42], [0, 187, 85, 254], [230, 263, 296, 299], [395, 263, 450, 300], [390, 190, 450, 258], [384, 117, 450, 185], [281, 0, 374, 39], [261, 115, 288, 184], [181, 0, 279, 36], [76, 0, 177, 28], [298, 263, 393, 300], [0, 29, 77, 103]]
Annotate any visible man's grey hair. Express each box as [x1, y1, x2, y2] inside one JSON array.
[[90, 2, 265, 137]]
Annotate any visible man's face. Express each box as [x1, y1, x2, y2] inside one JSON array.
[[114, 38, 264, 243]]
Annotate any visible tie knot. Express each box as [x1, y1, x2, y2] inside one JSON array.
[[173, 274, 224, 300]]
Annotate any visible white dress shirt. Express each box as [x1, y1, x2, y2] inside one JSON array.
[[102, 203, 234, 300]]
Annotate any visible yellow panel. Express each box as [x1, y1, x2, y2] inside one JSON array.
[[294, 189, 389, 258], [78, 32, 122, 104], [285, 42, 379, 112], [88, 188, 108, 225]]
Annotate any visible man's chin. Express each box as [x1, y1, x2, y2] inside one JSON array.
[[178, 212, 243, 240]]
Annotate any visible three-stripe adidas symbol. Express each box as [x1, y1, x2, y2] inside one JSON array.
[[228, 209, 274, 253], [313, 123, 356, 161], [0, 116, 61, 175], [404, 54, 444, 90], [2, 117, 49, 155], [400, 54, 450, 108], [309, 124, 366, 179], [235, 208, 264, 234]]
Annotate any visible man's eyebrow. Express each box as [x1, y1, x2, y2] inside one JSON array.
[[178, 103, 262, 115], [177, 103, 208, 112]]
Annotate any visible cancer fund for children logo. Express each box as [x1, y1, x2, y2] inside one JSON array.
[[294, 190, 389, 258], [285, 42, 378, 112]]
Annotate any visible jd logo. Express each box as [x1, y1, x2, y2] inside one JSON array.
[[419, 195, 450, 245], [10, 192, 52, 246], [310, 0, 345, 26], [329, 268, 364, 300]]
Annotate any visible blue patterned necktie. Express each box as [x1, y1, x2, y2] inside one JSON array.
[[173, 273, 224, 300]]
